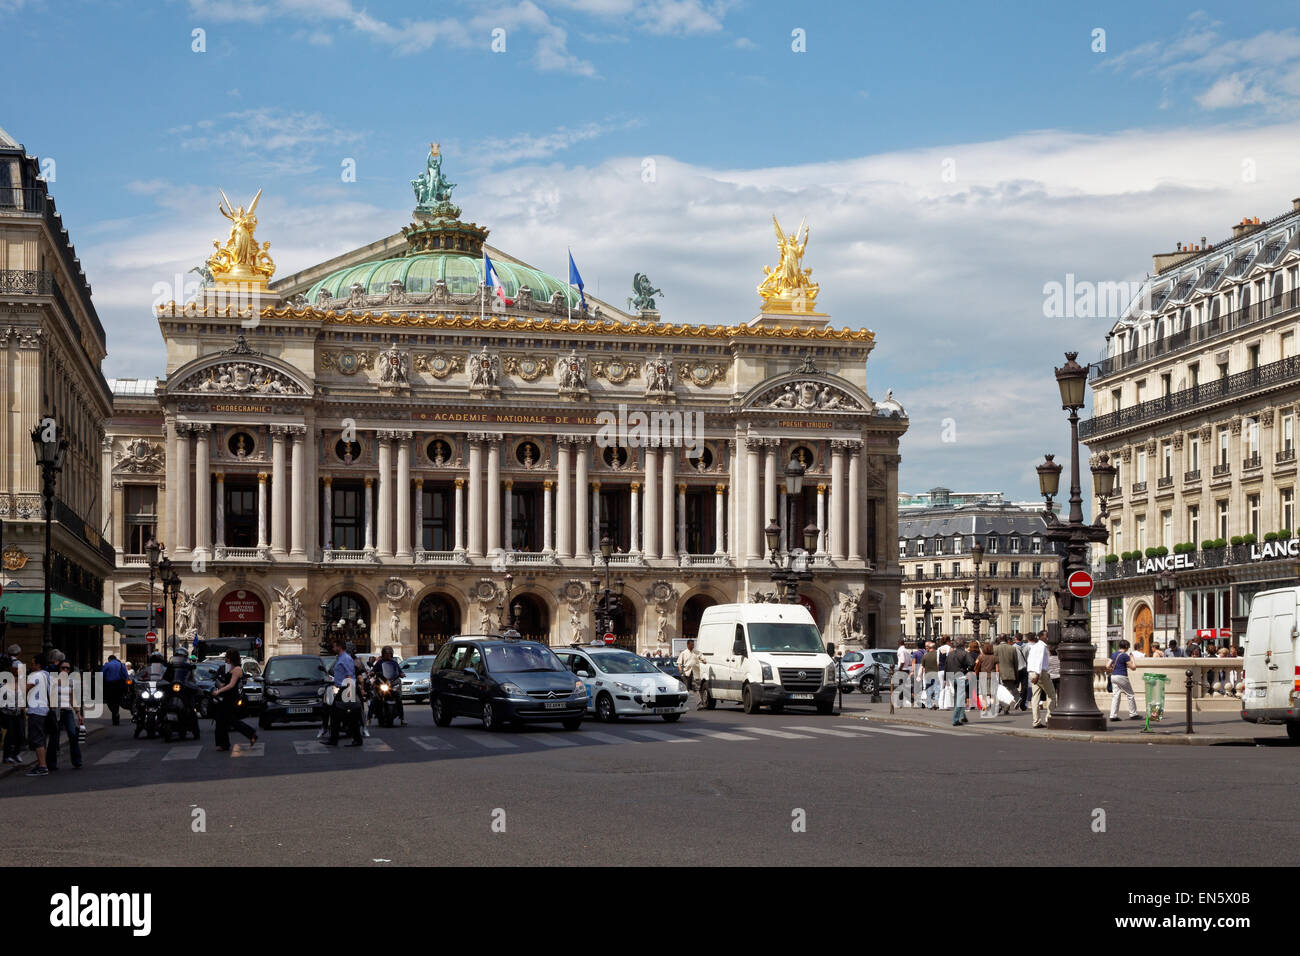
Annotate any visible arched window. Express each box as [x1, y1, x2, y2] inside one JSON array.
[[326, 592, 371, 653]]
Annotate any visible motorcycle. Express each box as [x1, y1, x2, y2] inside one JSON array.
[[161, 673, 202, 742], [132, 678, 164, 739], [371, 659, 405, 728]]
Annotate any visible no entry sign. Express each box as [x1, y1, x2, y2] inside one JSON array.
[[145, 631, 157, 644], [1067, 570, 1094, 599]]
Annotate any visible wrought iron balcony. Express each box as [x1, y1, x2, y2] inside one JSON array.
[[1089, 288, 1300, 381], [1212, 463, 1232, 477], [1276, 448, 1296, 464], [0, 269, 54, 295], [1242, 452, 1262, 471], [1157, 475, 1174, 489], [1183, 469, 1201, 483], [1081, 354, 1300, 440], [1130, 481, 1147, 494]]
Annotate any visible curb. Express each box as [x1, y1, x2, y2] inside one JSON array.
[[854, 714, 1264, 746], [0, 722, 110, 779]]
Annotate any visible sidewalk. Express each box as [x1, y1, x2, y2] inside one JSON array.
[[838, 693, 1286, 746]]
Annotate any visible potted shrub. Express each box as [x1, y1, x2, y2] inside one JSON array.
[[1230, 535, 1244, 547], [1280, 529, 1292, 539], [1242, 533, 1257, 545], [1104, 553, 1119, 564], [1265, 532, 1280, 543]]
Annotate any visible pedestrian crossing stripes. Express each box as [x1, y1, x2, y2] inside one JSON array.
[[63, 718, 970, 771]]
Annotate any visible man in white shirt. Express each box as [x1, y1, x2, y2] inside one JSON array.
[[1024, 633, 1056, 727], [24, 655, 51, 777], [937, 638, 953, 709], [676, 639, 704, 706], [895, 641, 913, 707]]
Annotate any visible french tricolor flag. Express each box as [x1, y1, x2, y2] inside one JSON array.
[[483, 253, 513, 306]]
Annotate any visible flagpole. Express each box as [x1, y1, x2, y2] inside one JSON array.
[[481, 252, 485, 322], [566, 248, 572, 322]]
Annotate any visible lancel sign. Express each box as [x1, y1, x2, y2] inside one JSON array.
[[1249, 539, 1300, 561], [1134, 553, 1196, 574], [1128, 539, 1300, 575]]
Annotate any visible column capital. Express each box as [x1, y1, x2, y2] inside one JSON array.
[[285, 424, 307, 438], [364, 476, 374, 487], [214, 472, 225, 481], [188, 422, 213, 435], [484, 432, 504, 443], [322, 475, 332, 486], [631, 482, 641, 492], [543, 480, 554, 490], [571, 435, 593, 445], [744, 436, 765, 452], [414, 477, 424, 488], [778, 483, 786, 494], [677, 482, 687, 493], [715, 483, 727, 494], [465, 432, 488, 443], [455, 477, 465, 488], [591, 480, 601, 490], [269, 425, 292, 438], [816, 483, 828, 493], [393, 429, 414, 441], [257, 472, 267, 482], [830, 439, 858, 452], [376, 429, 398, 442], [504, 479, 514, 490]]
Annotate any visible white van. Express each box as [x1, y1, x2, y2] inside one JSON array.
[[694, 603, 837, 714], [1241, 586, 1300, 741]]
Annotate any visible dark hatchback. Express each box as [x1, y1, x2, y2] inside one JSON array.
[[258, 655, 331, 729], [430, 637, 587, 731]]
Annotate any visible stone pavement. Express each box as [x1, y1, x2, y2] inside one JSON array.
[[840, 691, 1287, 745]]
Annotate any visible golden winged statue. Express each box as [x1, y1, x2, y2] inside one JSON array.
[[206, 187, 276, 286], [758, 215, 820, 312]]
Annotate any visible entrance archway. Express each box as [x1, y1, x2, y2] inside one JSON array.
[[417, 593, 461, 654], [611, 602, 638, 651], [217, 589, 266, 659], [681, 594, 716, 640], [326, 591, 372, 654], [509, 594, 551, 642], [1133, 603, 1153, 657]]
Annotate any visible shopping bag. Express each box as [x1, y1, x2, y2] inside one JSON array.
[[995, 684, 1015, 707]]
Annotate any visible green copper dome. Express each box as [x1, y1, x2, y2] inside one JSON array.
[[307, 253, 581, 308]]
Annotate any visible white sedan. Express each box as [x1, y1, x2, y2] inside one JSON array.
[[554, 646, 689, 722]]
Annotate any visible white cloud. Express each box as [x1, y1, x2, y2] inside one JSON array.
[[82, 119, 1300, 498], [552, 0, 735, 34]]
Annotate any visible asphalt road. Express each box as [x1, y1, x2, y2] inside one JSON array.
[[3, 696, 1299, 866]]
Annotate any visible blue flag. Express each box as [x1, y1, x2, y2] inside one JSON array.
[[568, 250, 587, 311]]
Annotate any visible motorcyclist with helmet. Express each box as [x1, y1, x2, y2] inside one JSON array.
[[368, 645, 405, 727]]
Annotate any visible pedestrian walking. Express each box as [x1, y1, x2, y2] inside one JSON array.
[[1013, 634, 1030, 711], [24, 655, 51, 776], [677, 638, 703, 697], [1107, 640, 1141, 720], [1, 647, 24, 764], [896, 640, 915, 706], [1046, 633, 1061, 697], [46, 652, 83, 770], [994, 637, 1019, 715], [1025, 632, 1056, 727], [211, 649, 257, 751], [327, 638, 363, 747], [102, 654, 128, 726], [920, 641, 940, 709], [975, 642, 999, 718], [948, 640, 974, 725]]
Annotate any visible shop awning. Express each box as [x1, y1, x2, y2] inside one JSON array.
[[0, 592, 125, 629]]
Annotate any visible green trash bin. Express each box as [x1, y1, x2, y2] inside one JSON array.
[[1142, 673, 1169, 731]]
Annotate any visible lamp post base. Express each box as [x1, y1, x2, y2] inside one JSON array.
[[1046, 620, 1107, 732]]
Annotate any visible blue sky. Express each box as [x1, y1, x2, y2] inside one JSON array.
[[5, 0, 1300, 500]]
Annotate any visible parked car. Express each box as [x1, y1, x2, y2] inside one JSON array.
[[555, 646, 688, 721], [399, 655, 439, 703], [837, 649, 896, 694], [258, 654, 331, 729], [430, 637, 586, 731]]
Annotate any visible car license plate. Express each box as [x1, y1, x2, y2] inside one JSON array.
[[544, 701, 565, 710], [653, 707, 675, 714], [791, 693, 814, 700], [287, 706, 314, 714]]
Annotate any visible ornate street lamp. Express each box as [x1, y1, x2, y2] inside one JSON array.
[[162, 561, 182, 657], [156, 555, 174, 655], [146, 538, 162, 636], [766, 517, 819, 604], [31, 417, 68, 658], [1036, 351, 1117, 731], [963, 540, 995, 645], [314, 601, 332, 654], [592, 538, 623, 641]]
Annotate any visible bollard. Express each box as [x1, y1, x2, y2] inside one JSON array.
[[1185, 668, 1194, 735], [870, 663, 884, 704], [887, 664, 895, 714]]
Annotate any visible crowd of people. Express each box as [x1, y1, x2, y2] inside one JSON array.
[[0, 645, 86, 776]]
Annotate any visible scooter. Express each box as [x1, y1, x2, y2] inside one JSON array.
[[133, 679, 164, 739]]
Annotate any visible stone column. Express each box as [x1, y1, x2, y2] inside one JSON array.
[[543, 480, 554, 553], [830, 440, 847, 561], [165, 421, 178, 550], [376, 431, 394, 557], [467, 435, 484, 557], [714, 484, 726, 555], [504, 479, 514, 553], [413, 478, 424, 552], [111, 479, 125, 553], [257, 473, 268, 548], [590, 481, 602, 550], [290, 426, 307, 557], [677, 482, 687, 556], [574, 438, 590, 559], [816, 483, 827, 555], [661, 448, 676, 560], [847, 441, 862, 561], [727, 439, 737, 558], [884, 454, 901, 569], [763, 441, 778, 529], [193, 424, 212, 555], [320, 475, 331, 550], [363, 477, 375, 551], [395, 432, 413, 558], [643, 444, 660, 558], [214, 472, 225, 548], [270, 426, 287, 556], [486, 433, 502, 556], [176, 426, 192, 552], [556, 439, 573, 558], [745, 438, 761, 560], [630, 482, 641, 553], [454, 477, 466, 552]]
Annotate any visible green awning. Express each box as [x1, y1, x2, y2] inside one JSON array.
[[0, 592, 125, 629]]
